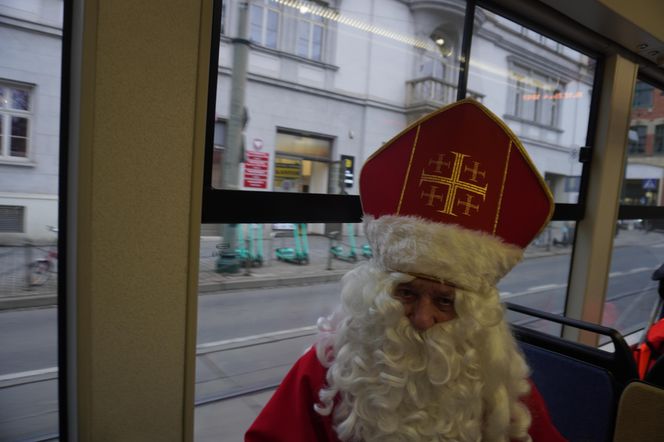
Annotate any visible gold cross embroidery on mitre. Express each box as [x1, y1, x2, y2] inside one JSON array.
[[418, 152, 488, 217]]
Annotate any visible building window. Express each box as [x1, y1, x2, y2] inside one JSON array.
[[629, 125, 647, 154], [296, 3, 325, 61], [655, 124, 664, 154], [510, 64, 563, 128], [0, 83, 32, 160], [250, 0, 280, 49], [633, 81, 654, 108], [0, 205, 24, 232]]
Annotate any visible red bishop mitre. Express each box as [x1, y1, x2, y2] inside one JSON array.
[[360, 99, 554, 291]]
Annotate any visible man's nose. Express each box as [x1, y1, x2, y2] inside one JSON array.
[[409, 297, 437, 331]]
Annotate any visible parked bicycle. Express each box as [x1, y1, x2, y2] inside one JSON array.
[[28, 226, 58, 287]]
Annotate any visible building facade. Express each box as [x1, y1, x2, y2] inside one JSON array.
[[0, 0, 62, 244], [1, 0, 638, 241]]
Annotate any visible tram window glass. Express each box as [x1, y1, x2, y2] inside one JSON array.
[[194, 222, 366, 439], [605, 80, 664, 340], [209, 0, 467, 196], [619, 81, 664, 209], [466, 8, 596, 206], [462, 7, 597, 334], [498, 219, 573, 337], [0, 1, 63, 439], [198, 0, 598, 436]]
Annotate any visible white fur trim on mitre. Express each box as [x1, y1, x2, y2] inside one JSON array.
[[364, 215, 523, 291]]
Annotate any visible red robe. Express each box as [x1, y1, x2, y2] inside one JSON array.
[[246, 347, 566, 442]]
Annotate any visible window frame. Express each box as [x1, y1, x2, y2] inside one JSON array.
[[507, 62, 564, 129], [655, 124, 664, 154], [633, 81, 654, 108], [295, 8, 325, 61], [629, 124, 647, 154], [249, 0, 281, 50], [0, 81, 34, 161]]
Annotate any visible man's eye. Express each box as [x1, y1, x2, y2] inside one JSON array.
[[395, 288, 417, 301], [435, 297, 454, 310]]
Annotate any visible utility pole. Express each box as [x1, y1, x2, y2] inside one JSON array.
[[217, 0, 250, 273]]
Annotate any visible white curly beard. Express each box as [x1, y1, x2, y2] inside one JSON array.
[[314, 264, 532, 442]]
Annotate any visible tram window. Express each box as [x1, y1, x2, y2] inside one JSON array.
[[195, 222, 365, 438], [198, 0, 600, 437], [0, 1, 64, 439], [463, 7, 597, 332], [207, 0, 468, 197], [499, 220, 573, 337], [605, 79, 664, 341], [619, 81, 664, 209], [466, 8, 595, 206]]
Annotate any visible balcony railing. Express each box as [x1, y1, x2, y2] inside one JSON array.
[[406, 76, 458, 108], [406, 76, 485, 111]]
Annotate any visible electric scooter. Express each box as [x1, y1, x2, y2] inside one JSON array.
[[330, 223, 358, 262], [275, 223, 309, 265], [236, 224, 264, 267]]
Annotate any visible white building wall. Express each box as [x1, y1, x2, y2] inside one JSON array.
[[333, 1, 373, 96], [0, 0, 62, 242]]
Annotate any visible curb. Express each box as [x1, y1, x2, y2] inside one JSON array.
[[0, 271, 350, 310], [0, 294, 57, 311], [2, 240, 660, 311], [198, 269, 348, 293]]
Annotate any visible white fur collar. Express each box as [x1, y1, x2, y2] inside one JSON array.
[[364, 215, 523, 291]]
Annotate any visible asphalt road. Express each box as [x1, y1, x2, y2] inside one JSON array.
[[2, 247, 662, 377]]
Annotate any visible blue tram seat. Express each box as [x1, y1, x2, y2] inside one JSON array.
[[506, 303, 639, 442]]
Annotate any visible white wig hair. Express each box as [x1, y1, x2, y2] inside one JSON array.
[[314, 263, 532, 442]]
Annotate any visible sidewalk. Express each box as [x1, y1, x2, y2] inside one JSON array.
[[2, 228, 664, 310]]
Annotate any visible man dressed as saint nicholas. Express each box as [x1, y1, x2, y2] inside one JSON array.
[[246, 99, 567, 442]]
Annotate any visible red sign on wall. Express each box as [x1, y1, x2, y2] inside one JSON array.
[[243, 151, 269, 189]]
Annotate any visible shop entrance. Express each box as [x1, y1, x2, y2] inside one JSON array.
[[273, 156, 329, 193], [273, 131, 332, 194]]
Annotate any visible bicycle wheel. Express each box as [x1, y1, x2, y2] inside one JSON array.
[[29, 260, 51, 286]]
